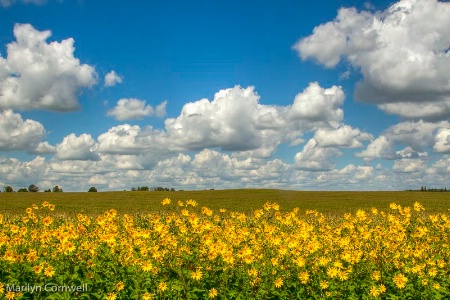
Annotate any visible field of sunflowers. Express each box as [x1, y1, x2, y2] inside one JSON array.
[[0, 199, 449, 299]]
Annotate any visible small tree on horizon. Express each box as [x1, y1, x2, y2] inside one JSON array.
[[88, 187, 97, 192], [3, 185, 13, 192], [52, 186, 63, 192], [28, 184, 39, 192], [17, 188, 28, 192]]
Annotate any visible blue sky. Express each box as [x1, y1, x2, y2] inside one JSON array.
[[0, 0, 449, 191]]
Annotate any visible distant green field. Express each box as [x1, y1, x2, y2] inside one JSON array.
[[0, 189, 449, 216]]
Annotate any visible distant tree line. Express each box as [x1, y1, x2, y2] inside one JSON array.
[[131, 186, 176, 191], [2, 184, 179, 193], [420, 186, 447, 192], [2, 184, 44, 193], [2, 185, 96, 192], [405, 186, 448, 192]]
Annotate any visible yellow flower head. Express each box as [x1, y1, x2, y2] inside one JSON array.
[[161, 198, 171, 205], [191, 269, 203, 281], [370, 286, 380, 297], [186, 199, 197, 207], [299, 271, 309, 284], [413, 202, 425, 212], [393, 273, 408, 289], [9, 225, 19, 234], [201, 207, 213, 216], [44, 265, 55, 277], [43, 216, 53, 226], [5, 291, 15, 300], [272, 203, 280, 211], [116, 281, 124, 291], [142, 293, 154, 300], [141, 261, 153, 272], [208, 288, 218, 298], [372, 270, 381, 281], [158, 282, 168, 292], [106, 292, 117, 300], [274, 277, 283, 288], [33, 264, 43, 274]]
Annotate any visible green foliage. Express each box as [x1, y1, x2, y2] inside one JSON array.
[[3, 185, 13, 192], [88, 187, 98, 193], [53, 186, 63, 192], [28, 184, 39, 192]]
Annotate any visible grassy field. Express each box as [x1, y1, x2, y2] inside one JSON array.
[[0, 189, 449, 216]]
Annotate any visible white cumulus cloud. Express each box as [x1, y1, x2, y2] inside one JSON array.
[[104, 70, 123, 87], [294, 138, 341, 171], [29, 141, 56, 154], [107, 99, 167, 121], [357, 120, 450, 160], [55, 133, 99, 161], [314, 125, 373, 148], [0, 24, 97, 111], [433, 128, 450, 153], [393, 159, 425, 173], [94, 124, 155, 154], [288, 82, 344, 128], [165, 85, 278, 151], [0, 109, 45, 151], [294, 0, 450, 119]]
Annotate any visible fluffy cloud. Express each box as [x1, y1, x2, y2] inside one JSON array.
[[356, 136, 393, 160], [97, 84, 351, 158], [433, 128, 450, 153], [107, 99, 167, 121], [88, 174, 108, 185], [0, 109, 45, 151], [104, 70, 123, 87], [94, 124, 156, 154], [294, 138, 341, 171], [98, 84, 357, 160], [97, 154, 144, 170], [426, 155, 450, 175], [55, 133, 99, 161], [0, 156, 47, 186], [165, 86, 268, 151], [393, 159, 425, 173], [294, 0, 450, 119], [0, 24, 97, 111], [314, 125, 373, 148], [357, 120, 450, 160], [0, 147, 448, 191], [314, 164, 375, 188], [396, 147, 427, 159], [29, 141, 56, 154], [288, 82, 344, 128]]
